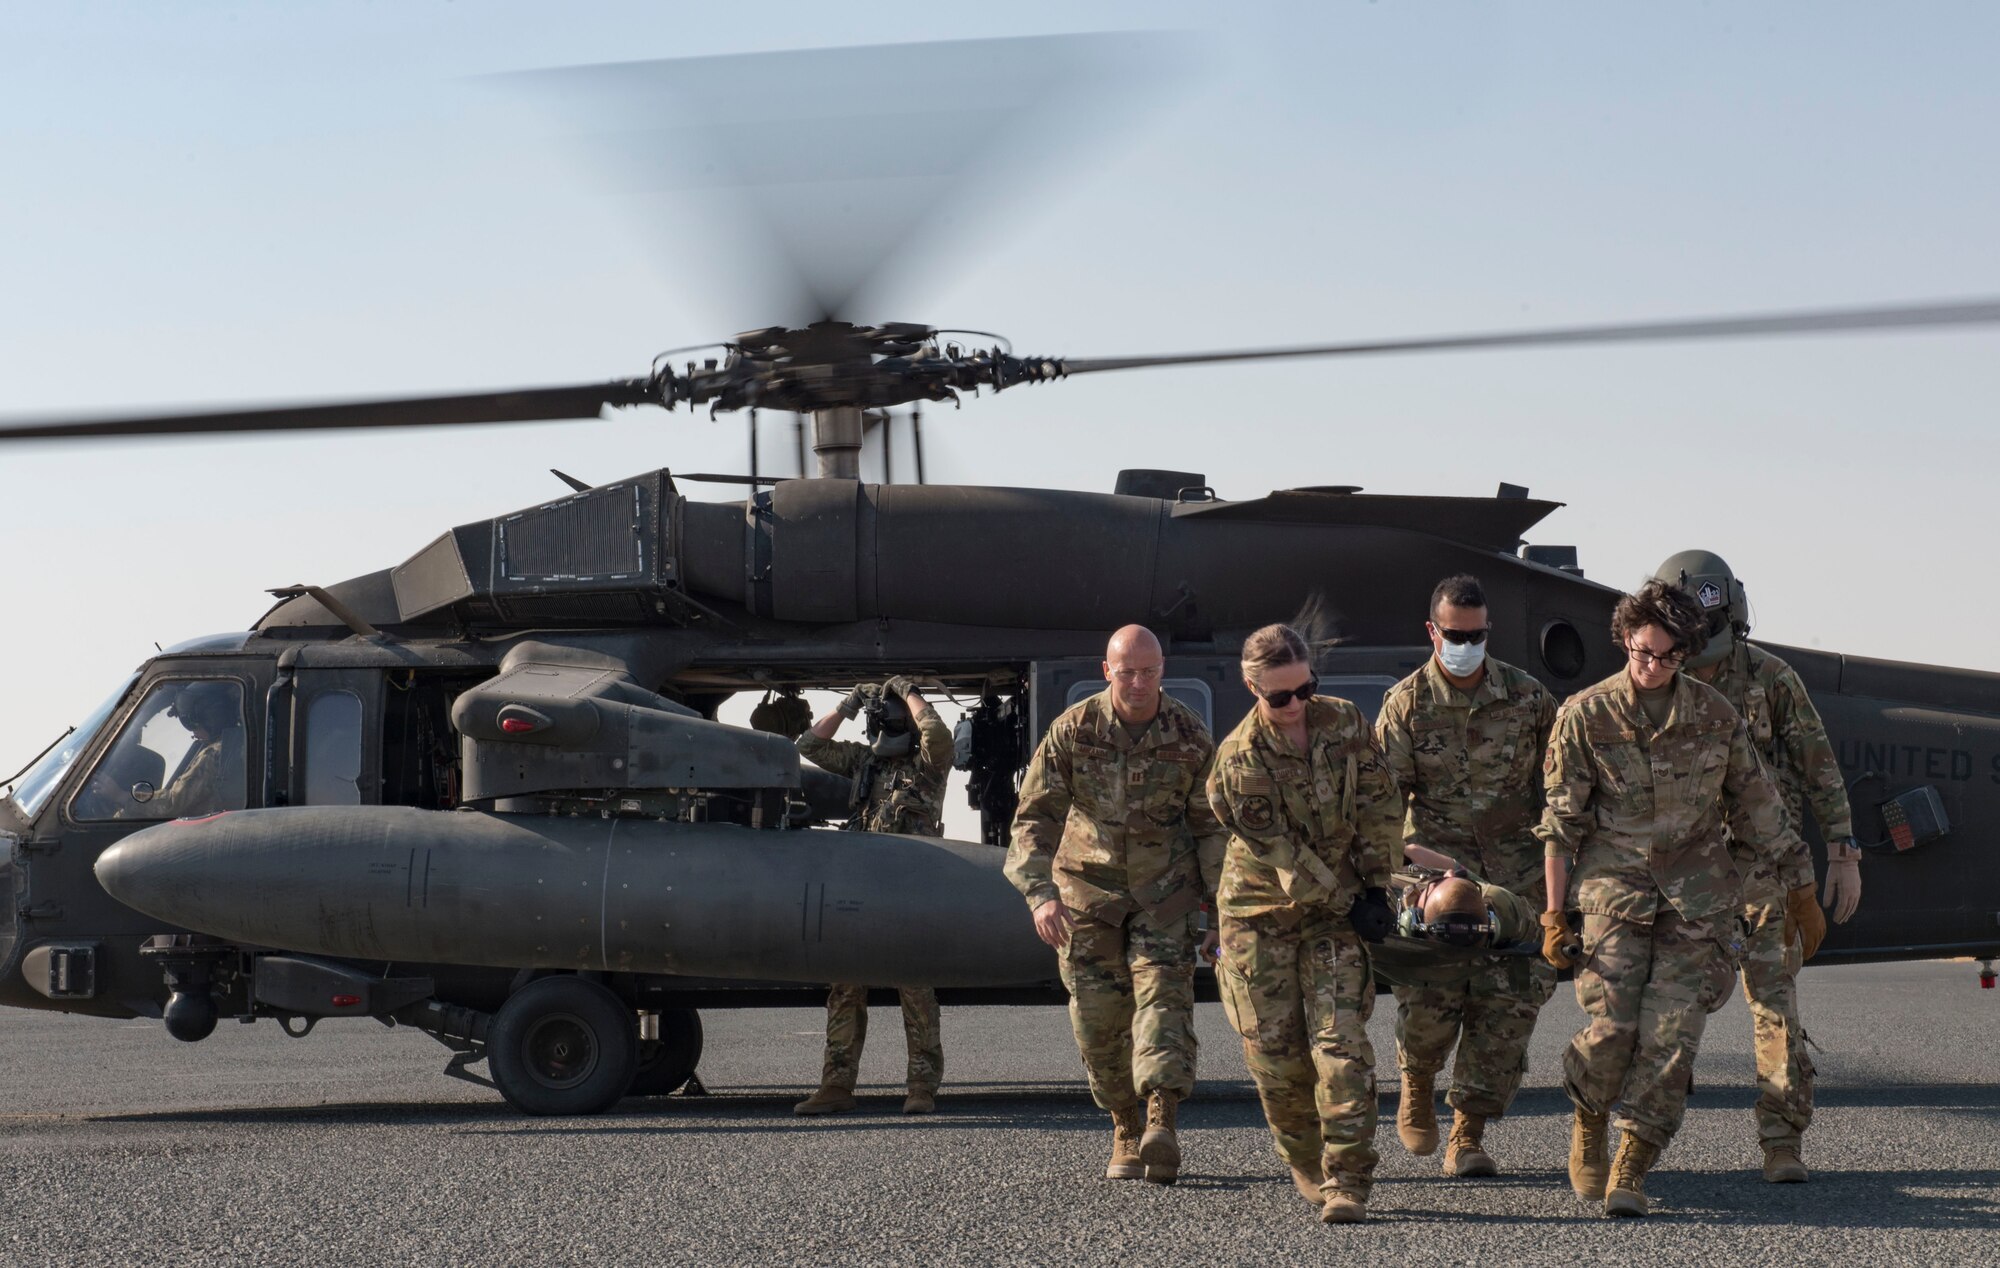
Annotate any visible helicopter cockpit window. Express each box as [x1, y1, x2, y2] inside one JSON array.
[[303, 691, 364, 806], [71, 679, 248, 822], [3, 675, 136, 820]]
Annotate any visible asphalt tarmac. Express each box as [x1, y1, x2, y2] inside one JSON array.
[[2, 959, 1996, 1266]]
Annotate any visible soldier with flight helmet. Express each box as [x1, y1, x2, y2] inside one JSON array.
[[794, 676, 954, 1116], [1657, 550, 1863, 1183]]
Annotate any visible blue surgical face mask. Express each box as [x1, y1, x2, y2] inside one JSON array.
[[1437, 639, 1486, 679]]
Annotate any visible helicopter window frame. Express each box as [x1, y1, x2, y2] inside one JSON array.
[[67, 676, 251, 824], [4, 674, 138, 821], [1313, 674, 1400, 726], [302, 689, 365, 806]]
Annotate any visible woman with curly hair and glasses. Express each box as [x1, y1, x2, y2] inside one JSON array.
[[1536, 579, 1816, 1217]]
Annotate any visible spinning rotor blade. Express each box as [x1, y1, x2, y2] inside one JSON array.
[[0, 381, 652, 443], [1060, 298, 2000, 376], [498, 34, 1187, 328]]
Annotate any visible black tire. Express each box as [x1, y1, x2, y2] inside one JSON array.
[[627, 1008, 705, 1098], [488, 975, 638, 1116]]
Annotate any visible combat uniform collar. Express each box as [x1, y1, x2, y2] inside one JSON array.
[[1607, 668, 1705, 733], [1418, 655, 1512, 708], [1081, 687, 1177, 753]]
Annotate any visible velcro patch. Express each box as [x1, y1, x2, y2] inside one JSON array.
[[1238, 795, 1275, 832], [1239, 773, 1273, 795]]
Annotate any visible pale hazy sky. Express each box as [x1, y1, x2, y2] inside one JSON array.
[[5, 0, 1999, 785]]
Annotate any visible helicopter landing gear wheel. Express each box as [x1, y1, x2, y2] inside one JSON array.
[[488, 976, 637, 1116], [628, 1008, 704, 1098]]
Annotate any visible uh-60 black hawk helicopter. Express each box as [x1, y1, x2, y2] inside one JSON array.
[[5, 38, 2000, 1118]]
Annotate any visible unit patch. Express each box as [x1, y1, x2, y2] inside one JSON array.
[[1696, 580, 1724, 609]]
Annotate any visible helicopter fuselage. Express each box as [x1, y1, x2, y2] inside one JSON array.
[[2, 473, 1994, 1110]]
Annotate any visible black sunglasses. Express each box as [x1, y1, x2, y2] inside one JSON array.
[[1431, 623, 1490, 646], [1257, 677, 1319, 709]]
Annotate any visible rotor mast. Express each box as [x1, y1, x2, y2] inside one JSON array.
[[810, 407, 865, 480]]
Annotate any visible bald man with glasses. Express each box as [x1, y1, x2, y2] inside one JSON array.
[[1375, 574, 1559, 1179]]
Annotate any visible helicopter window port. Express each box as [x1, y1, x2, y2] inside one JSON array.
[[3, 674, 134, 819], [1540, 619, 1589, 681], [70, 679, 247, 822], [303, 691, 364, 806]]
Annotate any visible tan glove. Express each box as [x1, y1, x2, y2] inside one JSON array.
[[1822, 840, 1863, 923], [1786, 884, 1827, 961], [1540, 911, 1575, 970]]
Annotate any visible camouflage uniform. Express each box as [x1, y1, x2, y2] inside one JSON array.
[[796, 701, 954, 1094], [1536, 670, 1813, 1149], [1207, 698, 1399, 1200], [1376, 657, 1558, 1120], [1705, 641, 1854, 1149], [143, 729, 247, 820], [1004, 690, 1226, 1111]]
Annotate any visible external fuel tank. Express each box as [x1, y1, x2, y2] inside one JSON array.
[[95, 808, 1054, 989]]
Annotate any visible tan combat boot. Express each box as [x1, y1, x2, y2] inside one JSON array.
[[1139, 1091, 1181, 1185], [1762, 1139, 1808, 1184], [1443, 1110, 1497, 1177], [902, 1086, 936, 1115], [1318, 1190, 1367, 1224], [793, 1086, 857, 1116], [1105, 1102, 1145, 1180], [1604, 1134, 1660, 1218], [1568, 1107, 1610, 1201], [1397, 1070, 1439, 1155], [1288, 1157, 1325, 1205]]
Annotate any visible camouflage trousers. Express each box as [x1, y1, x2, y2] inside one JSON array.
[[819, 984, 943, 1094], [1564, 908, 1738, 1148], [1217, 908, 1378, 1199], [1394, 953, 1557, 1119], [1739, 895, 1814, 1144], [1056, 906, 1198, 1111]]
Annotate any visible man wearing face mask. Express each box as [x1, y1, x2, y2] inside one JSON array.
[[1658, 551, 1862, 1184], [1375, 575, 1559, 1179], [793, 675, 955, 1116]]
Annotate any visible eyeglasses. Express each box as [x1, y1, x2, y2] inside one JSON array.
[[1110, 665, 1163, 683], [1625, 644, 1687, 669], [1430, 623, 1490, 646], [1256, 677, 1319, 709]]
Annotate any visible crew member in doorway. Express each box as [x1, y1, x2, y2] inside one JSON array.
[[793, 676, 954, 1116]]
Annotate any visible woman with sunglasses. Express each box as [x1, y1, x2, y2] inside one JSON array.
[[1205, 623, 1401, 1224], [1535, 579, 1817, 1218]]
